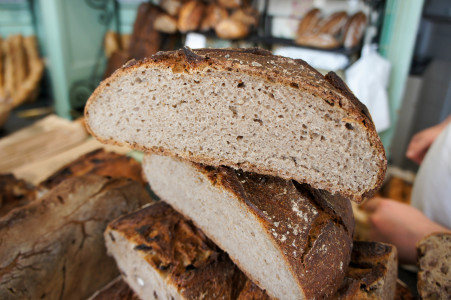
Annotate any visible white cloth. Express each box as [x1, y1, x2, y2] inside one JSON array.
[[411, 123, 451, 229], [345, 44, 391, 132]]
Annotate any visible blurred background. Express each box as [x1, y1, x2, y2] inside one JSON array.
[[0, 0, 450, 172]]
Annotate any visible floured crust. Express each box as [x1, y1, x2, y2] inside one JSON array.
[[195, 164, 353, 299], [85, 47, 386, 202]]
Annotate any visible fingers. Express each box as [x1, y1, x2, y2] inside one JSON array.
[[361, 196, 386, 213]]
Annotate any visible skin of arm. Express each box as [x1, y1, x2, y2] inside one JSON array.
[[363, 197, 451, 265], [406, 115, 451, 165]]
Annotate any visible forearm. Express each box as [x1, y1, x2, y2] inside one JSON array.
[[439, 114, 451, 128]]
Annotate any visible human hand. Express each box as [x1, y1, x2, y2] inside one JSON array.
[[406, 124, 444, 165], [363, 197, 450, 264]]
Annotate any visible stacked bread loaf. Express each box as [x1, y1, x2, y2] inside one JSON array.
[[85, 47, 389, 299]]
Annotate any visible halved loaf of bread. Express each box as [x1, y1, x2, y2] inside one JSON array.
[[417, 232, 451, 300], [85, 47, 386, 202], [103, 204, 395, 300], [105, 201, 271, 300], [142, 154, 354, 299]]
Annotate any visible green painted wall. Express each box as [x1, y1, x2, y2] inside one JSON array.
[[378, 0, 424, 155]]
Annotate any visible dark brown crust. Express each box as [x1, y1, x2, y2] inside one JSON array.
[[38, 149, 145, 190], [108, 202, 264, 299], [192, 163, 353, 299], [337, 241, 397, 299], [0, 174, 36, 218], [85, 47, 387, 202], [0, 175, 152, 299]]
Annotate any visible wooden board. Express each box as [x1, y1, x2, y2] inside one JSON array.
[[0, 115, 132, 184]]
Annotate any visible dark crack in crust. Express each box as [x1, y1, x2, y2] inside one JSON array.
[[337, 241, 397, 299], [194, 164, 353, 300]]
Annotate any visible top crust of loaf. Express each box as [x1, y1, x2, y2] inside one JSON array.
[[85, 47, 386, 202]]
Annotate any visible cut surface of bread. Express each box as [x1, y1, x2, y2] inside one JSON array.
[[142, 154, 354, 299], [338, 241, 398, 299], [85, 47, 386, 202], [105, 201, 267, 300], [417, 232, 451, 299]]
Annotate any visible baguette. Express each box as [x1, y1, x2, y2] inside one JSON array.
[[12, 36, 44, 107], [0, 175, 152, 299], [343, 12, 367, 49], [142, 154, 354, 299], [3, 37, 14, 102], [0, 36, 4, 100], [296, 8, 321, 36], [85, 47, 386, 202], [316, 11, 348, 36]]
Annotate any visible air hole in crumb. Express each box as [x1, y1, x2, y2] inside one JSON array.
[[221, 83, 225, 87], [135, 77, 142, 84], [302, 124, 307, 129], [253, 119, 263, 125], [237, 81, 245, 88], [290, 82, 299, 88], [321, 135, 326, 141], [236, 136, 243, 141], [278, 115, 283, 118], [345, 123, 354, 130]]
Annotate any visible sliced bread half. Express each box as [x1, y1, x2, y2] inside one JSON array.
[[142, 154, 354, 299], [417, 232, 451, 300], [105, 201, 270, 300], [85, 47, 386, 202]]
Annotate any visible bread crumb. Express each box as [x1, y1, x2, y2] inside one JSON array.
[[274, 222, 279, 227], [251, 62, 262, 67]]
